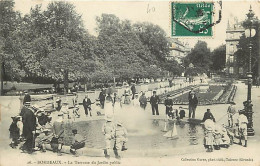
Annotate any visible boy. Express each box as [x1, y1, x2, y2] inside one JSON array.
[[70, 129, 86, 156], [114, 121, 128, 159], [35, 129, 52, 152], [9, 116, 20, 148]]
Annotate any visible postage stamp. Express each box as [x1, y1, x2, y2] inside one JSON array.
[[171, 2, 214, 37]]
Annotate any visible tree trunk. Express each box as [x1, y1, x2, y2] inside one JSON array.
[[64, 70, 69, 95], [0, 61, 3, 96]]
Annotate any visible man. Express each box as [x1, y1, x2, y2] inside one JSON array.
[[164, 94, 173, 118], [202, 109, 216, 122], [150, 91, 160, 115], [188, 91, 198, 118], [20, 102, 37, 154], [23, 91, 31, 105], [227, 102, 236, 127], [52, 112, 64, 155], [99, 88, 106, 109], [237, 110, 248, 147], [83, 95, 93, 117], [102, 115, 115, 159], [56, 97, 62, 111], [70, 129, 85, 157], [34, 129, 52, 152], [130, 84, 136, 100], [139, 92, 147, 110]]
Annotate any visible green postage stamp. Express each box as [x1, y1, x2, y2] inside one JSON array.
[[171, 2, 214, 37]]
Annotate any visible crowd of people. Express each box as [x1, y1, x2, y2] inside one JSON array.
[[8, 83, 250, 158]]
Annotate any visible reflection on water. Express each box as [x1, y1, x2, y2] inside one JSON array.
[[63, 119, 204, 150]]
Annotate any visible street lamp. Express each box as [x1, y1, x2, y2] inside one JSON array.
[[243, 5, 257, 136]]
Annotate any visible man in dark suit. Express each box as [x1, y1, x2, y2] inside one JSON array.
[[20, 102, 36, 154], [83, 95, 93, 117], [188, 91, 198, 119], [23, 91, 31, 105], [150, 91, 160, 115]]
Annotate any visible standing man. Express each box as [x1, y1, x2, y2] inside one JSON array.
[[20, 102, 36, 154], [130, 83, 136, 100], [150, 91, 160, 115], [164, 94, 173, 118], [139, 92, 147, 110], [83, 95, 93, 117], [188, 91, 198, 119], [237, 110, 248, 147], [99, 88, 106, 109], [227, 102, 236, 127], [23, 91, 31, 105]]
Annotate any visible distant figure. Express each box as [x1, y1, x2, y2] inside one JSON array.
[[139, 92, 147, 110], [188, 91, 198, 119], [83, 95, 93, 117], [131, 84, 136, 100], [70, 129, 85, 156], [72, 93, 78, 107], [56, 97, 62, 111], [202, 109, 215, 122], [150, 91, 160, 115], [237, 110, 248, 147], [23, 91, 31, 105], [227, 102, 236, 127], [99, 88, 106, 109]]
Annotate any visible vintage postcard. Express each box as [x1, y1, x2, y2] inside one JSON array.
[[0, 0, 260, 166]]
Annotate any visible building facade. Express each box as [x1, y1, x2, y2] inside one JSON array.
[[225, 18, 246, 77], [167, 38, 190, 63]]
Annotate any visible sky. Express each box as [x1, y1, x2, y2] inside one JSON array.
[[14, 0, 260, 50]]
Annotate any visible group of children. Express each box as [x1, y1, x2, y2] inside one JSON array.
[[9, 104, 86, 157]]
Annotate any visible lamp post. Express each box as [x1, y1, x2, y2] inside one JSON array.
[[243, 5, 257, 136]]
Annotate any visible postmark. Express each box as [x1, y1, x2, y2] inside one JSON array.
[[171, 2, 214, 37]]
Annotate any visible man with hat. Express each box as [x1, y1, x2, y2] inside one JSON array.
[[102, 115, 115, 159], [227, 102, 236, 127], [130, 83, 136, 100], [237, 110, 248, 147], [188, 91, 198, 119], [20, 102, 37, 154], [113, 121, 128, 159], [139, 92, 147, 110], [150, 91, 160, 115], [70, 129, 86, 156], [83, 95, 93, 117], [23, 91, 31, 105], [51, 112, 64, 155], [164, 94, 173, 118]]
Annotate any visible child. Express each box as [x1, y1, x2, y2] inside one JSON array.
[[73, 105, 80, 118], [70, 129, 86, 156], [9, 116, 20, 148], [221, 127, 230, 148], [114, 121, 128, 159], [16, 116, 23, 141], [179, 107, 186, 119], [213, 128, 222, 150], [204, 127, 214, 152], [34, 129, 52, 152]]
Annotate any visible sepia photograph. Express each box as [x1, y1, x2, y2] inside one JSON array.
[[0, 0, 260, 166]]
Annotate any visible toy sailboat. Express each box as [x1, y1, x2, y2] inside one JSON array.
[[163, 123, 179, 139]]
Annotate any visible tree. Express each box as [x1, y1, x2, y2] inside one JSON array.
[[42, 48, 86, 94], [210, 45, 226, 72], [183, 41, 212, 74]]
